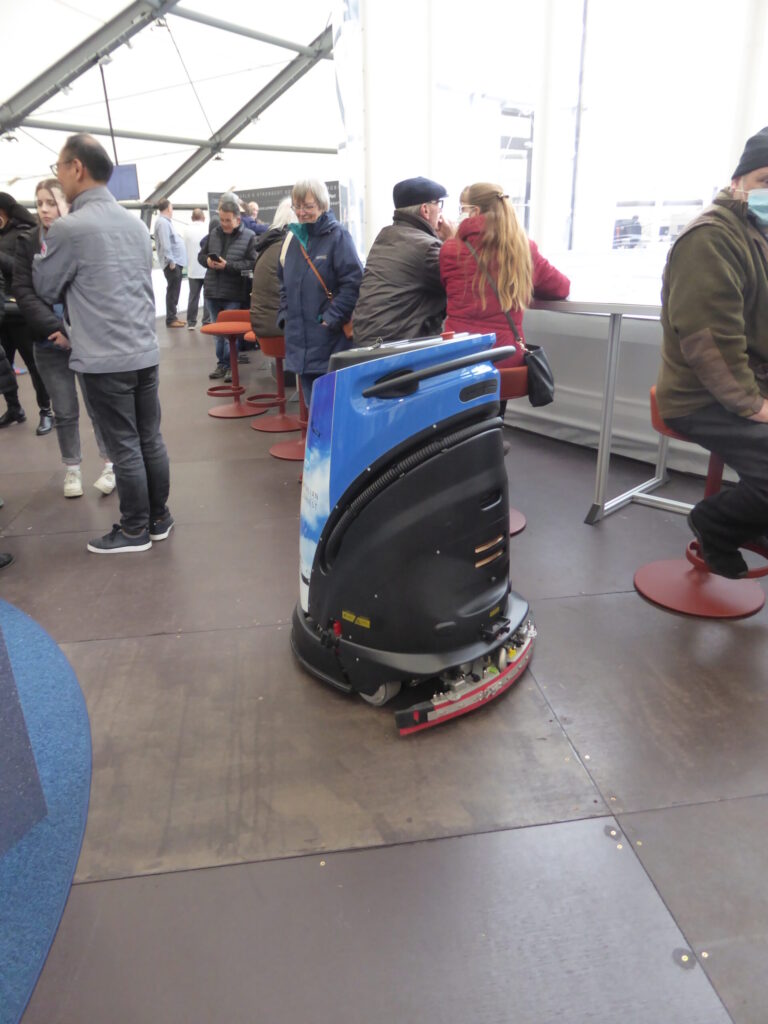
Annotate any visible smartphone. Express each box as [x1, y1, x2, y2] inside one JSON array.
[[208, 253, 222, 262]]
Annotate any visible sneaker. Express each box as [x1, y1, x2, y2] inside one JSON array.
[[0, 406, 26, 428], [0, 553, 14, 570], [187, 323, 197, 331], [167, 319, 187, 328], [224, 368, 232, 383], [63, 467, 84, 498], [237, 354, 250, 364], [94, 464, 116, 495], [149, 512, 174, 541], [87, 524, 152, 554], [687, 510, 748, 579], [209, 365, 227, 379]]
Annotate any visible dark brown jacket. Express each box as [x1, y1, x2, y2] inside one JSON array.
[[658, 190, 768, 420]]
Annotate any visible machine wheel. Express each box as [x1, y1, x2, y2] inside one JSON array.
[[359, 681, 402, 706]]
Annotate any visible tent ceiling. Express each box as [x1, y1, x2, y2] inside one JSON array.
[[0, 0, 339, 204]]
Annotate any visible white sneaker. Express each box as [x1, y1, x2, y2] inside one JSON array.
[[64, 467, 83, 498], [187, 323, 197, 331], [94, 465, 116, 495]]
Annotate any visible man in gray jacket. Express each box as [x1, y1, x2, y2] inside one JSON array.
[[34, 133, 172, 554], [352, 176, 453, 346]]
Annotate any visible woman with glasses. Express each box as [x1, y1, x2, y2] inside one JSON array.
[[439, 182, 569, 369], [277, 178, 363, 403], [13, 178, 114, 497]]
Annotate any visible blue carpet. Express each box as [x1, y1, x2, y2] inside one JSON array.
[[0, 600, 91, 1024]]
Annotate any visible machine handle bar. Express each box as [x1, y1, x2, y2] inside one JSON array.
[[361, 346, 517, 399]]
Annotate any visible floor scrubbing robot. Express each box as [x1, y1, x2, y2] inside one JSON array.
[[291, 333, 536, 735]]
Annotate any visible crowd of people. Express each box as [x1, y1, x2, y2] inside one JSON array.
[[5, 124, 768, 582]]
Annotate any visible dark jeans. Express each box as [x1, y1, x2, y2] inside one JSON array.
[[666, 402, 768, 549], [205, 298, 241, 366], [186, 277, 206, 326], [82, 366, 170, 535], [0, 314, 51, 411], [299, 373, 322, 407], [163, 265, 183, 324]]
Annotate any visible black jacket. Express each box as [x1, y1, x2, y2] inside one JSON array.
[[0, 279, 18, 395], [198, 222, 257, 303], [13, 228, 66, 340], [0, 214, 35, 294]]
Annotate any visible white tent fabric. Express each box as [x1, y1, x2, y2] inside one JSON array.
[[0, 1, 341, 206]]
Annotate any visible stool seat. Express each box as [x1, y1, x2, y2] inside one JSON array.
[[201, 323, 250, 337], [499, 366, 529, 401]]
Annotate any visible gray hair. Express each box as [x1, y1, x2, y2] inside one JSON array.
[[292, 178, 329, 212], [396, 204, 426, 218], [271, 196, 297, 230]]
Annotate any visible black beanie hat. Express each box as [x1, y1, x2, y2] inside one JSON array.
[[392, 176, 447, 208], [733, 127, 768, 178]]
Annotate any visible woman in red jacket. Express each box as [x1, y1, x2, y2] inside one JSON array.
[[439, 182, 569, 367]]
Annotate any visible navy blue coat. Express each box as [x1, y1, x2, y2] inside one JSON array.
[[277, 211, 363, 375]]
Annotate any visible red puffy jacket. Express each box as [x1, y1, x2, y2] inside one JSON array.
[[439, 214, 570, 367]]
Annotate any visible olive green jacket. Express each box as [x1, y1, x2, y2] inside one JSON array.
[[657, 189, 768, 420]]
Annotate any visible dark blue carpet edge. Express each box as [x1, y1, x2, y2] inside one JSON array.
[[0, 600, 92, 1024]]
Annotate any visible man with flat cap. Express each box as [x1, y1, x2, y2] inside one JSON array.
[[351, 176, 454, 346], [656, 126, 768, 578]]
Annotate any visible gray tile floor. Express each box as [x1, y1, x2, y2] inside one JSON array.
[[3, 325, 765, 1023]]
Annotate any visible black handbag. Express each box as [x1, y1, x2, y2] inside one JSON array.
[[464, 241, 555, 407]]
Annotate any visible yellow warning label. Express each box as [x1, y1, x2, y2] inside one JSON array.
[[342, 610, 356, 622], [489, 605, 500, 618], [354, 616, 371, 629]]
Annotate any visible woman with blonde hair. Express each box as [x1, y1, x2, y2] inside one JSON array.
[[439, 182, 569, 367], [13, 178, 114, 497]]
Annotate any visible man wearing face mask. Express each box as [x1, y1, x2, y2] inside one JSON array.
[[351, 176, 454, 346], [656, 126, 768, 578]]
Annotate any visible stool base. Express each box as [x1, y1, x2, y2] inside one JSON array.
[[509, 508, 526, 536], [269, 437, 306, 461], [251, 414, 302, 434], [634, 559, 766, 618], [208, 401, 266, 419]]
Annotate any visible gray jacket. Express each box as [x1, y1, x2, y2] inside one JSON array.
[[33, 186, 158, 374], [351, 210, 445, 346]]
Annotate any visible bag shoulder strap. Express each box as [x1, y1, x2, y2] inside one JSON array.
[[279, 232, 292, 267], [297, 241, 333, 300], [464, 239, 522, 344]]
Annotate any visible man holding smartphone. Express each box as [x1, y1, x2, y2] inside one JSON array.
[[198, 193, 258, 380]]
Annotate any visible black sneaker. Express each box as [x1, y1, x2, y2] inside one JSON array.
[[149, 512, 174, 541], [209, 365, 227, 380], [224, 368, 232, 383], [0, 406, 26, 428], [0, 553, 14, 570], [87, 524, 152, 554], [687, 510, 748, 579], [237, 354, 250, 364]]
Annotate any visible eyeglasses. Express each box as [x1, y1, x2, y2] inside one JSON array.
[[292, 202, 318, 212], [50, 159, 74, 175], [428, 199, 444, 210]]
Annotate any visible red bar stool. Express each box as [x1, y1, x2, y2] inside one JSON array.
[[269, 387, 308, 461], [499, 366, 530, 536], [201, 311, 265, 419], [634, 386, 768, 618], [244, 333, 301, 434]]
